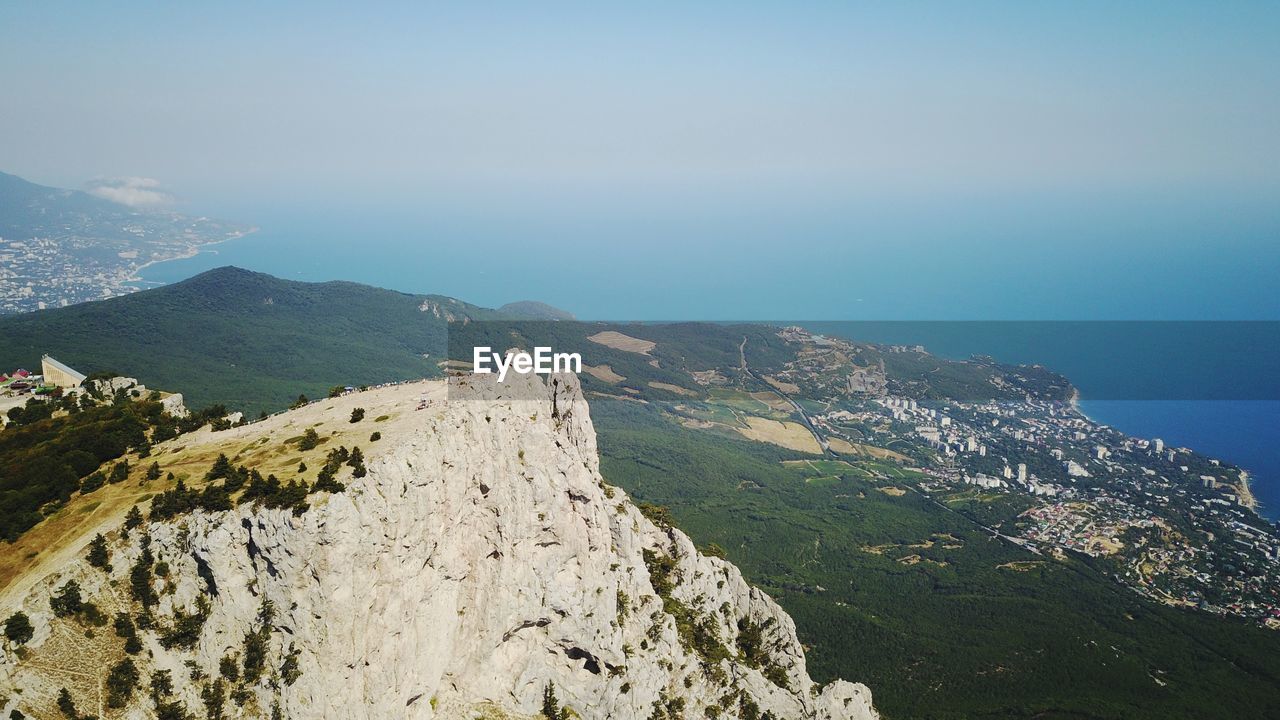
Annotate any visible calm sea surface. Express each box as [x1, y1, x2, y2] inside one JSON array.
[[142, 206, 1280, 522]]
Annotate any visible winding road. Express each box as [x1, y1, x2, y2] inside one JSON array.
[[739, 336, 833, 456]]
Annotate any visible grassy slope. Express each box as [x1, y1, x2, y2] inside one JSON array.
[[0, 380, 428, 602], [593, 399, 1280, 720]]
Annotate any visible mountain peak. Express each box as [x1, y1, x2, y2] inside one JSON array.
[[497, 300, 576, 321]]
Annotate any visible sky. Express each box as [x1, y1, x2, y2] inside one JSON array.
[[1, 1, 1278, 318]]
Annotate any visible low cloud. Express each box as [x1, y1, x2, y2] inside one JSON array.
[[85, 176, 176, 208]]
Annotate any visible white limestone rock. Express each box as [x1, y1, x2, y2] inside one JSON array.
[[160, 392, 189, 418], [1, 373, 877, 720]]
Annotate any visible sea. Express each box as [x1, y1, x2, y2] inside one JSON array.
[[140, 202, 1280, 523]]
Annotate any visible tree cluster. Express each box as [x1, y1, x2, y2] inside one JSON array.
[[0, 398, 163, 540]]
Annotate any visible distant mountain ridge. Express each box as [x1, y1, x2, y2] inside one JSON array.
[[497, 300, 576, 321], [0, 170, 130, 238], [0, 266, 576, 413]]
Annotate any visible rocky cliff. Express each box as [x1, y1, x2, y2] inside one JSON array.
[[0, 373, 876, 720]]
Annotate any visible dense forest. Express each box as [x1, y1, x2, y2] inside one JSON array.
[[0, 393, 158, 541], [593, 399, 1280, 720], [0, 383, 238, 542]]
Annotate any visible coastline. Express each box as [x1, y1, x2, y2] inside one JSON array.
[[1076, 397, 1271, 523], [125, 227, 258, 288], [1235, 470, 1260, 513]]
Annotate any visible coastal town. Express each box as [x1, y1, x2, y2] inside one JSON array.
[[770, 327, 1280, 627], [0, 219, 249, 314], [0, 171, 249, 314]]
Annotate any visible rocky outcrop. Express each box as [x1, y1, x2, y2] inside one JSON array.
[[1, 373, 876, 720], [90, 375, 142, 396], [84, 375, 188, 418], [160, 392, 188, 418]]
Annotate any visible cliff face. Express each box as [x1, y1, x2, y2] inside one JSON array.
[[1, 374, 876, 720]]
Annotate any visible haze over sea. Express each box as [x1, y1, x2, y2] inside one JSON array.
[[142, 195, 1280, 521]]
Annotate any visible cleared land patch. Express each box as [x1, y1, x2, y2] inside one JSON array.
[[584, 364, 625, 383], [648, 381, 696, 396], [828, 438, 912, 463], [736, 416, 822, 454], [998, 561, 1047, 572], [749, 391, 795, 413], [763, 375, 801, 394], [587, 330, 656, 355]]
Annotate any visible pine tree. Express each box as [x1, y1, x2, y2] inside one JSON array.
[[56, 688, 77, 718], [80, 471, 106, 494], [347, 446, 367, 479], [541, 683, 570, 720], [109, 459, 130, 484], [130, 535, 158, 609], [124, 505, 144, 531], [206, 454, 233, 480], [150, 668, 174, 700], [298, 428, 320, 451], [155, 700, 192, 720], [106, 658, 140, 708], [49, 580, 83, 617], [115, 612, 142, 654], [87, 533, 111, 570], [201, 678, 226, 720], [3, 611, 33, 645]]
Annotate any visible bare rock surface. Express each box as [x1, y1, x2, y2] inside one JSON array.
[[1, 373, 877, 720]]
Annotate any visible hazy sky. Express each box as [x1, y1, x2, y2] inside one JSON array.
[[2, 1, 1277, 204], [2, 2, 1278, 320]]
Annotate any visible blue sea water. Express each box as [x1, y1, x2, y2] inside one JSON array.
[[1077, 400, 1280, 522], [142, 201, 1280, 522], [144, 192, 1280, 322]]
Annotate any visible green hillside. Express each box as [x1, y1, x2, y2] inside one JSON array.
[[0, 267, 496, 413]]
